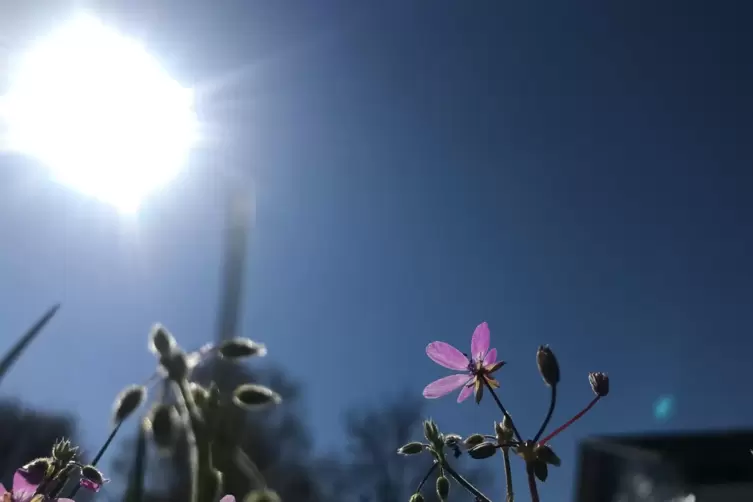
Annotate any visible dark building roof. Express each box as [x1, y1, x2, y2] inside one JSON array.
[[575, 429, 753, 501]]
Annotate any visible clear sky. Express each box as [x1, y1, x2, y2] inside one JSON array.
[[1, 1, 752, 500]]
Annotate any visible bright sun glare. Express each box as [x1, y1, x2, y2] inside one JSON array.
[[0, 14, 198, 213]]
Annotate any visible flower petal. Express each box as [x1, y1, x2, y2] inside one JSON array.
[[471, 322, 491, 361], [79, 479, 101, 493], [423, 374, 471, 399], [483, 348, 497, 366], [0, 484, 7, 496], [13, 469, 41, 496], [457, 383, 474, 403], [426, 342, 470, 370], [220, 497, 236, 502], [55, 499, 76, 502]]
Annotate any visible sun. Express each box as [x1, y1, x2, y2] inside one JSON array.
[[0, 14, 198, 213]]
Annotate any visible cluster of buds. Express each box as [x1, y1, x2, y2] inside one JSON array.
[[16, 439, 107, 500], [109, 324, 282, 502], [111, 324, 279, 452], [398, 419, 494, 502]]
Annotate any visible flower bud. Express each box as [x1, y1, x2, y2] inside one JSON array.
[[436, 476, 450, 501], [148, 324, 176, 358], [218, 338, 267, 360], [52, 438, 79, 464], [536, 345, 560, 386], [463, 434, 485, 448], [244, 489, 281, 502], [502, 413, 514, 431], [589, 372, 609, 397], [534, 444, 561, 466], [423, 419, 439, 443], [397, 442, 424, 456], [468, 442, 498, 459], [80, 465, 108, 492], [147, 404, 181, 453], [495, 421, 513, 444], [409, 494, 425, 502], [112, 385, 147, 424], [233, 384, 282, 410]]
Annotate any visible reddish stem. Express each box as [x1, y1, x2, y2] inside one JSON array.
[[538, 396, 600, 445], [526, 463, 540, 502]]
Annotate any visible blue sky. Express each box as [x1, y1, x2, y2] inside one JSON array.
[[1, 1, 752, 500]]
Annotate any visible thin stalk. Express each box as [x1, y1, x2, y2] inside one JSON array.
[[123, 420, 148, 502], [533, 385, 557, 443], [538, 396, 600, 445], [67, 423, 123, 498], [174, 381, 200, 502], [236, 448, 267, 488], [484, 380, 523, 443], [443, 462, 491, 502], [502, 448, 514, 502], [415, 462, 438, 493], [525, 463, 540, 502]]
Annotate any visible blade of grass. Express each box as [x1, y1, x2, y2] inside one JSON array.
[[124, 419, 148, 502], [0, 304, 61, 385]]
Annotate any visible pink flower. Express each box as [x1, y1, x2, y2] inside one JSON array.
[[423, 322, 506, 403], [0, 468, 73, 502], [78, 479, 101, 493]]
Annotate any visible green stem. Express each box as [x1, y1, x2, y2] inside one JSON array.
[[502, 448, 514, 502], [124, 420, 148, 502], [442, 462, 491, 502], [236, 448, 267, 488], [526, 463, 540, 502], [67, 422, 123, 498], [533, 385, 557, 443], [174, 381, 200, 502], [484, 380, 523, 443], [415, 462, 438, 493], [539, 396, 600, 445]]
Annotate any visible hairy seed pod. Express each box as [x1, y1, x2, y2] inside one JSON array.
[[147, 404, 181, 453], [436, 476, 450, 501], [397, 442, 424, 456], [536, 345, 560, 386], [112, 385, 147, 424], [463, 434, 485, 448], [233, 384, 282, 410], [469, 442, 498, 459], [148, 324, 176, 358], [218, 338, 267, 360]]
